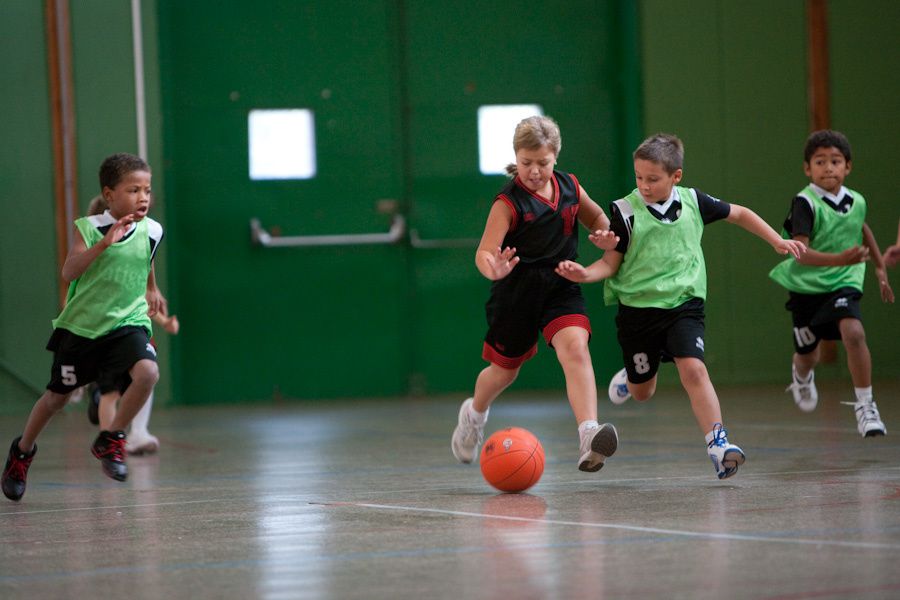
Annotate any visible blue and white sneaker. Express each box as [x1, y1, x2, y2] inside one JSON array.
[[607, 368, 631, 405], [842, 399, 886, 438], [707, 423, 745, 480]]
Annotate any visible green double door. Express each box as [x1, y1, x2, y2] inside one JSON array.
[[159, 0, 637, 403]]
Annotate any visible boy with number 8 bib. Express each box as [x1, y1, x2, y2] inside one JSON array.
[[2, 153, 163, 501], [556, 133, 805, 479]]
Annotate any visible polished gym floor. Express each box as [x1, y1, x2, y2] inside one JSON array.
[[1, 379, 899, 599]]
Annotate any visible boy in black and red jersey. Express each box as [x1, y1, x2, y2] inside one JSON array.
[[451, 115, 620, 473]]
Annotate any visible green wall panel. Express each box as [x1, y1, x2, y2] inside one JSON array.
[[0, 0, 171, 412], [158, 0, 638, 402], [404, 0, 636, 393], [70, 0, 138, 212], [828, 0, 900, 380], [0, 1, 58, 406], [641, 0, 898, 385], [159, 1, 409, 403]]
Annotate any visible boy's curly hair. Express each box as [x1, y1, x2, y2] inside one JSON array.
[[804, 130, 851, 163]]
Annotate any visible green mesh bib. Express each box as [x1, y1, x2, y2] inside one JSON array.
[[604, 186, 707, 308], [769, 185, 866, 294], [52, 217, 153, 338]]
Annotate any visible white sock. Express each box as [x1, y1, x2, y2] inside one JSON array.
[[129, 391, 154, 437], [854, 387, 873, 404], [578, 420, 599, 436], [468, 403, 488, 425], [794, 367, 813, 383]]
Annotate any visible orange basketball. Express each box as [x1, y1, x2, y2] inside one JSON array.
[[480, 427, 545, 493]]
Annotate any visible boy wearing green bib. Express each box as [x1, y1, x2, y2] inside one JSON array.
[[769, 130, 894, 437], [2, 154, 164, 501], [557, 134, 805, 479]]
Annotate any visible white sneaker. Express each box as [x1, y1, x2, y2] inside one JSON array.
[[607, 368, 631, 405], [126, 431, 159, 455], [451, 398, 486, 463], [843, 399, 887, 438], [578, 423, 618, 472], [707, 423, 745, 480], [786, 365, 818, 412]]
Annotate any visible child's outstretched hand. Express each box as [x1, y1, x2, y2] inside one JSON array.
[[838, 245, 870, 265], [884, 245, 900, 268], [774, 238, 806, 259], [101, 214, 135, 248], [555, 260, 589, 282], [588, 229, 620, 251], [875, 268, 894, 303], [163, 314, 180, 334], [485, 246, 519, 280], [146, 288, 168, 318]]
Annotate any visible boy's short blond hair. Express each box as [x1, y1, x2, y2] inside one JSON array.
[[505, 115, 562, 176]]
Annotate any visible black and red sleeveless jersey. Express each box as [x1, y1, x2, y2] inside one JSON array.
[[495, 170, 581, 266]]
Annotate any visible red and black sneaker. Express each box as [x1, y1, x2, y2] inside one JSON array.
[[91, 430, 128, 482], [2, 437, 37, 501]]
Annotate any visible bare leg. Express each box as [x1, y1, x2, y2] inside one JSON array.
[[627, 376, 658, 403], [551, 326, 596, 423], [840, 318, 871, 388], [819, 339, 838, 364], [19, 391, 71, 451], [793, 345, 820, 379], [108, 359, 159, 432], [472, 363, 519, 413], [674, 356, 722, 433], [98, 391, 120, 431]]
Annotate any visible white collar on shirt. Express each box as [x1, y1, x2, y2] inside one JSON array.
[[810, 183, 848, 207], [101, 210, 138, 235], [641, 187, 678, 215]]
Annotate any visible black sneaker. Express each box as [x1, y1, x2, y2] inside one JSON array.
[[87, 384, 100, 426], [91, 430, 128, 481], [2, 437, 37, 501]]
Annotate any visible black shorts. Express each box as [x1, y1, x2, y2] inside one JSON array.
[[483, 266, 590, 369], [785, 287, 863, 354], [46, 326, 156, 394], [615, 298, 706, 384]]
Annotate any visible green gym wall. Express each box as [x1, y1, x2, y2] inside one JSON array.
[[0, 1, 896, 412]]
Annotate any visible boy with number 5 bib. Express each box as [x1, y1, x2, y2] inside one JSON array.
[[2, 153, 163, 501], [556, 134, 805, 479]]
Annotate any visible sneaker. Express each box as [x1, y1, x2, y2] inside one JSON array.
[[91, 430, 128, 481], [578, 423, 618, 472], [127, 431, 159, 456], [607, 368, 631, 405], [843, 399, 887, 438], [451, 398, 486, 463], [87, 384, 100, 426], [786, 365, 818, 412], [2, 437, 36, 502], [707, 423, 745, 480]]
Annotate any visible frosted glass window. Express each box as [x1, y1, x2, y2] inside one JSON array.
[[248, 109, 316, 180], [477, 104, 543, 175]]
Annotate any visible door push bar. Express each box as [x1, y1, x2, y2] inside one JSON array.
[[250, 216, 479, 249], [409, 229, 479, 249], [250, 214, 406, 248]]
